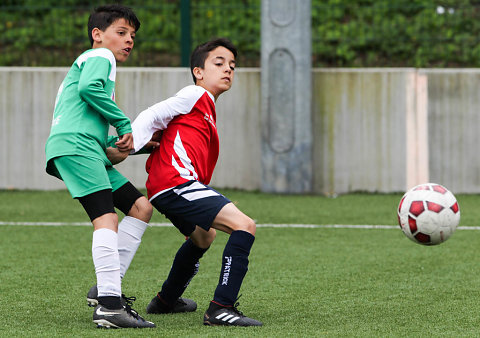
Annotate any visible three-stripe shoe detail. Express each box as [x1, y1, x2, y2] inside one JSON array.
[[203, 302, 263, 326], [215, 312, 240, 324]]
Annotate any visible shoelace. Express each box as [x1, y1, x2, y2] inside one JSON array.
[[121, 294, 136, 307], [121, 294, 145, 321], [231, 294, 244, 316], [124, 303, 141, 319]]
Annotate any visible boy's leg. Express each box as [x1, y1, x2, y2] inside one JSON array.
[[146, 228, 214, 314], [53, 156, 123, 309], [112, 180, 152, 279], [53, 156, 155, 328], [146, 181, 226, 314], [204, 203, 262, 326], [78, 190, 122, 310], [87, 176, 152, 303], [210, 203, 256, 305], [146, 181, 260, 326]]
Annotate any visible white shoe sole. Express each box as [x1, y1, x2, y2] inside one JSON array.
[[94, 319, 119, 329]]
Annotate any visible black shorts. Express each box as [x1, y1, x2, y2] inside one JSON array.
[[112, 182, 144, 216], [150, 181, 231, 237], [77, 182, 143, 221]]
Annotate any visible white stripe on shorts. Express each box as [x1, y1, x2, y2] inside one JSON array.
[[180, 189, 219, 201], [173, 181, 220, 201], [173, 181, 205, 195]]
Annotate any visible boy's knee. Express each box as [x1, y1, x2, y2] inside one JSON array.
[[128, 197, 153, 223], [207, 228, 217, 244], [240, 217, 256, 236], [92, 212, 119, 231], [191, 228, 216, 249], [201, 228, 216, 247]]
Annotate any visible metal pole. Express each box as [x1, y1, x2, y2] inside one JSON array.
[[180, 0, 191, 67]]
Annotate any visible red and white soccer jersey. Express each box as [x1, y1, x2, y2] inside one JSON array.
[[131, 85, 219, 200]]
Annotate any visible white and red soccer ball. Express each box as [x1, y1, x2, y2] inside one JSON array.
[[397, 183, 460, 245]]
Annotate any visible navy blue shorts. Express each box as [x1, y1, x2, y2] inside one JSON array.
[[150, 181, 231, 237]]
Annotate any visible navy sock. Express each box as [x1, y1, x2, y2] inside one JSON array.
[[159, 238, 208, 306], [213, 230, 255, 306]]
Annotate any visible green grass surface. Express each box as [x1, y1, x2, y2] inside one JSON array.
[[1, 189, 479, 336]]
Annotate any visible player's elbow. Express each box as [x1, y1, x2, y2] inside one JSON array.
[[77, 81, 90, 99], [78, 80, 102, 101]]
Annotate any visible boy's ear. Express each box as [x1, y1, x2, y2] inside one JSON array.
[[91, 27, 102, 44], [193, 67, 203, 82]]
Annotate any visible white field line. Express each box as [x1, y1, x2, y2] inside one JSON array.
[[0, 221, 478, 230]]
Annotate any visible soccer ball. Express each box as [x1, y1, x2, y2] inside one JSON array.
[[397, 183, 460, 245]]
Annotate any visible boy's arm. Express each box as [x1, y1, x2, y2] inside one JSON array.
[[106, 132, 160, 164], [131, 87, 198, 153], [78, 55, 132, 139], [106, 147, 129, 164], [105, 136, 128, 164], [107, 138, 160, 164]]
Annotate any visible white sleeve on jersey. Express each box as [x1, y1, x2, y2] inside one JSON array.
[[131, 85, 207, 153]]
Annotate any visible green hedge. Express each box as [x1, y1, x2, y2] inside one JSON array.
[[1, 0, 480, 67], [312, 0, 480, 67]]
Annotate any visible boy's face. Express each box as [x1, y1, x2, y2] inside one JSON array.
[[91, 18, 136, 63], [194, 46, 236, 99]]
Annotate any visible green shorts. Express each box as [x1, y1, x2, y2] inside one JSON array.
[[50, 155, 129, 198]]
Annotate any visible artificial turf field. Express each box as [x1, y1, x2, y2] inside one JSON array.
[[1, 189, 480, 337]]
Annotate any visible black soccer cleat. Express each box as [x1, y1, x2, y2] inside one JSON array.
[[92, 304, 156, 329], [146, 294, 197, 314], [203, 302, 262, 327], [87, 284, 99, 307]]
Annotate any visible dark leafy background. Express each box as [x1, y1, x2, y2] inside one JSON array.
[[1, 0, 479, 67]]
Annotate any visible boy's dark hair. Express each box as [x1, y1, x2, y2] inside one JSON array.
[[190, 38, 237, 83], [88, 4, 141, 46]]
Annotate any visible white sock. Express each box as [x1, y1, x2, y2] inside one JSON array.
[[118, 216, 148, 279], [92, 228, 121, 297]]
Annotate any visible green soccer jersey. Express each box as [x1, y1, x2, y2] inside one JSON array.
[[45, 48, 132, 178]]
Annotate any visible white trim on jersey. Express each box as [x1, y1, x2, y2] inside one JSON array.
[[131, 85, 215, 153], [76, 48, 116, 81], [148, 187, 174, 202], [172, 130, 198, 180], [171, 156, 193, 181]]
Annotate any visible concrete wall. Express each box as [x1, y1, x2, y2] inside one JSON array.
[[312, 69, 428, 195], [0, 67, 261, 192], [0, 68, 68, 190], [0, 67, 478, 194], [424, 69, 480, 193]]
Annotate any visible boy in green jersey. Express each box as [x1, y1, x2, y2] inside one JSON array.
[[45, 4, 155, 329]]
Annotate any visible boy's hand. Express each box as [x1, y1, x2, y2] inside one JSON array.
[[142, 130, 162, 151], [143, 140, 160, 152], [115, 132, 134, 152], [151, 130, 163, 142], [106, 147, 129, 164]]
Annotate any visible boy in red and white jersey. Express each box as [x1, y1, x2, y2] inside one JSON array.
[[112, 38, 262, 326]]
